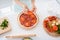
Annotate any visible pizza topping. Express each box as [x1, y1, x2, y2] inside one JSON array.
[[24, 22, 30, 27], [30, 14, 35, 18], [43, 16, 60, 34], [31, 19, 36, 24], [0, 19, 8, 30], [28, 11, 33, 15], [20, 16, 25, 22], [52, 25, 58, 31], [19, 11, 37, 27], [48, 16, 57, 21]]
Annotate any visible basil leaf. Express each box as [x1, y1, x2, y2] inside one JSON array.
[[0, 19, 8, 30], [56, 24, 60, 34]]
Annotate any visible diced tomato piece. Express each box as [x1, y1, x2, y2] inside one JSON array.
[[31, 19, 36, 24], [43, 23, 47, 28], [28, 11, 33, 15], [20, 16, 25, 22], [43, 20, 48, 27], [24, 22, 30, 27], [52, 25, 58, 31], [48, 16, 57, 21], [30, 14, 35, 18], [44, 19, 49, 22]]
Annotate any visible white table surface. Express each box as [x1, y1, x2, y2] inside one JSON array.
[[0, 0, 60, 40]]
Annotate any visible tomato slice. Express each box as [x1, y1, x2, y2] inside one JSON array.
[[52, 25, 58, 31], [44, 19, 49, 27], [24, 22, 30, 27], [28, 11, 33, 15], [31, 19, 36, 24], [30, 14, 35, 18], [48, 16, 57, 21], [20, 16, 25, 22], [44, 19, 48, 23]]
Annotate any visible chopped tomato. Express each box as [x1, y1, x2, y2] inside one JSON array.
[[43, 20, 49, 28], [44, 19, 49, 23], [20, 16, 25, 22], [31, 20, 36, 24], [28, 11, 33, 15], [30, 14, 35, 18], [52, 25, 58, 31], [48, 16, 57, 21], [24, 22, 30, 27]]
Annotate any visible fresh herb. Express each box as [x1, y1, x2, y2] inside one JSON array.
[[0, 19, 8, 30], [56, 24, 60, 34]]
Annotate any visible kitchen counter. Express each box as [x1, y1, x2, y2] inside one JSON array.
[[0, 0, 60, 40]]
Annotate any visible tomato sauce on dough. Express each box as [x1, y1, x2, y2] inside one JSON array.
[[19, 11, 37, 27]]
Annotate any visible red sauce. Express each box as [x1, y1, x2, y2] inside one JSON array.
[[19, 11, 37, 27]]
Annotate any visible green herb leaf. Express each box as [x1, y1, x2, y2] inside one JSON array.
[[0, 19, 8, 30], [56, 24, 60, 34]]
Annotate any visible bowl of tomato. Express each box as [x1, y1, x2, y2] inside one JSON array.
[[43, 16, 60, 36], [18, 10, 38, 30]]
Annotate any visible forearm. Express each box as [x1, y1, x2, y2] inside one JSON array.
[[31, 0, 35, 6], [15, 0, 28, 10], [31, 0, 36, 12]]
